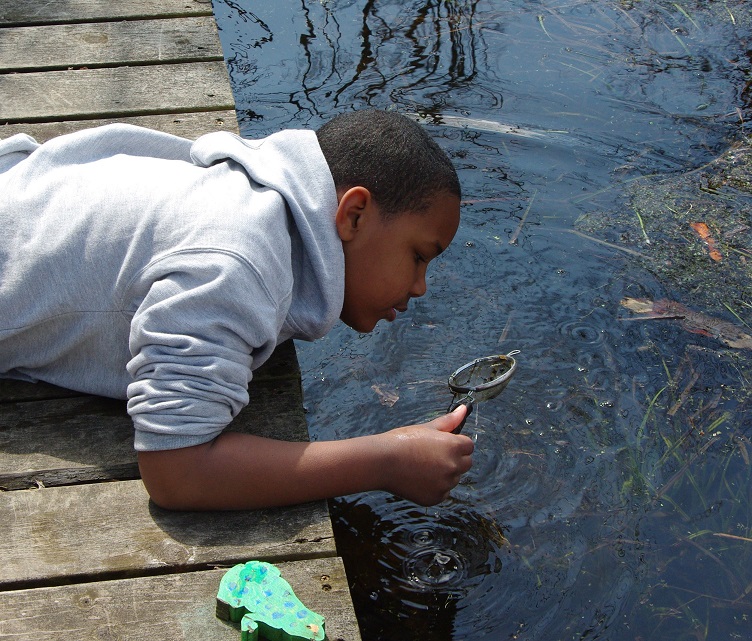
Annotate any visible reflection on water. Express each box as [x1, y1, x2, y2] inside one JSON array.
[[331, 496, 510, 641], [212, 1, 752, 639]]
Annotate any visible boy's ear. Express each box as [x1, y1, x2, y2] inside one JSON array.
[[335, 186, 373, 242]]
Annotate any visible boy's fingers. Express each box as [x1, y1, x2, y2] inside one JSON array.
[[432, 404, 469, 433]]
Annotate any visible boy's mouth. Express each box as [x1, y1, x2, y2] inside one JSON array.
[[387, 305, 408, 322]]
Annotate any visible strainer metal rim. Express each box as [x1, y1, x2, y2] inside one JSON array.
[[447, 351, 519, 395]]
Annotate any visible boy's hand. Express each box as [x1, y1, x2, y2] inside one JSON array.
[[379, 405, 474, 506]]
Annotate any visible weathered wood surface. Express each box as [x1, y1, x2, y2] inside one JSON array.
[[0, 111, 240, 143], [0, 377, 306, 489], [0, 61, 234, 123], [0, 17, 224, 72], [0, 342, 306, 490], [0, 558, 358, 641], [0, 380, 83, 403], [0, 0, 214, 27], [0, 479, 335, 589], [0, 395, 136, 489]]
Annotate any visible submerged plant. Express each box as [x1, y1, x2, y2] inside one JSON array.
[[611, 337, 752, 639]]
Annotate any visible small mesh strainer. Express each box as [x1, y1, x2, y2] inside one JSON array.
[[447, 350, 519, 434]]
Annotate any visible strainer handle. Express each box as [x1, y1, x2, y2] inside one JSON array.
[[447, 394, 474, 435]]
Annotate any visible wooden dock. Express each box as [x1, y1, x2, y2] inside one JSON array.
[[0, 2, 361, 639]]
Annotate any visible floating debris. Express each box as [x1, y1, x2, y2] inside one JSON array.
[[576, 135, 752, 315], [371, 384, 399, 407], [690, 221, 723, 261], [620, 297, 752, 349], [408, 113, 568, 140]]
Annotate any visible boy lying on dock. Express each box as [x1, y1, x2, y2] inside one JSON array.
[[0, 109, 473, 511]]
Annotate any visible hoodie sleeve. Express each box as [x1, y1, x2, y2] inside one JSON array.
[[125, 250, 289, 451], [0, 133, 41, 174]]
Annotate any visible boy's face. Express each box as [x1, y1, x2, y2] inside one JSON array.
[[336, 188, 460, 333]]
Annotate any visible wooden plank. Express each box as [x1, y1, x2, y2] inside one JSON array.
[[0, 558, 361, 641], [0, 110, 239, 142], [0, 480, 335, 589], [0, 394, 135, 488], [0, 342, 306, 489], [0, 61, 235, 123], [0, 376, 306, 490], [0, 379, 83, 403], [0, 17, 224, 72], [0, 0, 215, 27]]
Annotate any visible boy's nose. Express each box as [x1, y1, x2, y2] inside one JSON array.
[[410, 271, 427, 298]]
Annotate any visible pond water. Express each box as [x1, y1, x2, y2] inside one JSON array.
[[211, 1, 752, 639]]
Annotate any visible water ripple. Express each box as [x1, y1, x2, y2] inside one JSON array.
[[332, 495, 515, 640]]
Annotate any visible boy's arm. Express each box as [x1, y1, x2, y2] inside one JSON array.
[[137, 405, 473, 511]]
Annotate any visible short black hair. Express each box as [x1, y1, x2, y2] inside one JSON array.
[[316, 109, 461, 218]]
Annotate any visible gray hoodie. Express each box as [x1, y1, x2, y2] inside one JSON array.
[[0, 124, 343, 450]]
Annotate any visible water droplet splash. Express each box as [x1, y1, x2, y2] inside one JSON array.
[[403, 548, 468, 590]]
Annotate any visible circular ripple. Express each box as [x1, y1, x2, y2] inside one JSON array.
[[331, 496, 517, 640], [403, 548, 467, 590], [409, 527, 438, 546], [560, 320, 606, 345]]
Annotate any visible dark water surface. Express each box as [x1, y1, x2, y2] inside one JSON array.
[[212, 2, 752, 639]]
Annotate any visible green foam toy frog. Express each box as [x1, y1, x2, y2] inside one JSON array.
[[216, 561, 326, 641]]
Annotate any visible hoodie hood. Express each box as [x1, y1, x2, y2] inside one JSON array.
[[190, 129, 343, 339]]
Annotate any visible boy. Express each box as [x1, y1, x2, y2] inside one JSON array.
[[0, 109, 473, 511]]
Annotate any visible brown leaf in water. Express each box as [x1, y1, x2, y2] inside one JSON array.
[[690, 222, 723, 262], [620, 297, 752, 350], [371, 384, 399, 407], [620, 297, 657, 315]]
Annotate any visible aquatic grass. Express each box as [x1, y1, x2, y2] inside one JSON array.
[[722, 302, 752, 330], [618, 384, 668, 504], [570, 174, 653, 204], [509, 189, 537, 245], [671, 3, 701, 31], [668, 532, 751, 603], [635, 385, 666, 443], [685, 535, 748, 592], [723, 2, 737, 25], [661, 19, 692, 55], [604, 332, 752, 637], [633, 206, 651, 244], [553, 60, 604, 81], [536, 14, 554, 41]]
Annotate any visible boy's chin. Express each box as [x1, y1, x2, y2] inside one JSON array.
[[340, 313, 378, 334]]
